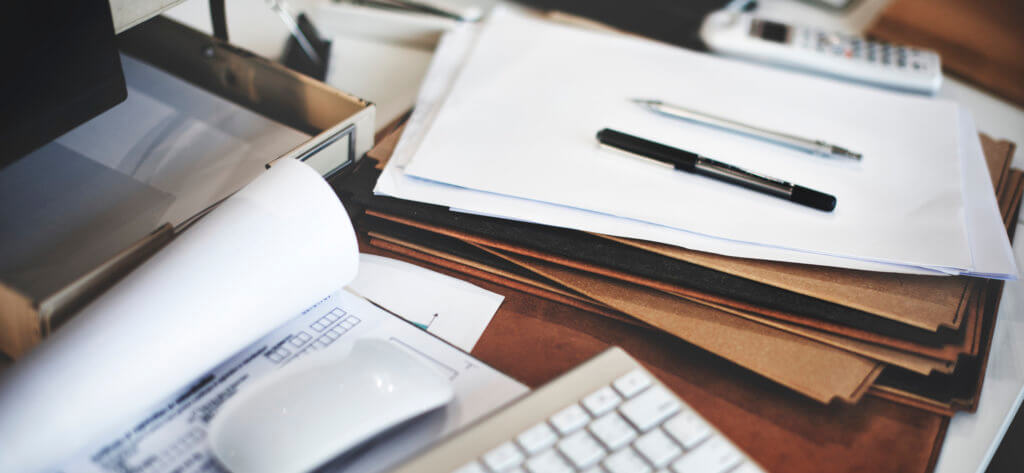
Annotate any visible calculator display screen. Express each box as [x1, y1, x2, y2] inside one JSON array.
[[755, 20, 789, 43]]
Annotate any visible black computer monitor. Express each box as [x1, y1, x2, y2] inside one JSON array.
[[0, 0, 126, 169]]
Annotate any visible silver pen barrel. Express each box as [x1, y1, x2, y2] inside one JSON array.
[[637, 99, 862, 161], [694, 158, 793, 198]]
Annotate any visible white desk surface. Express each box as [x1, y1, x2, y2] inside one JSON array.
[[162, 1, 1024, 472]]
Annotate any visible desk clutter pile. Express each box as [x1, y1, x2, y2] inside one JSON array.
[[334, 122, 1022, 473], [324, 6, 1024, 473], [349, 127, 1022, 416]]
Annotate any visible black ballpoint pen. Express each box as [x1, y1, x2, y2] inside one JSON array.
[[596, 128, 837, 212]]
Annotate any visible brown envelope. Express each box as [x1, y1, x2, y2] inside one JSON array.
[[367, 208, 982, 361], [676, 296, 957, 376], [369, 226, 957, 376], [474, 244, 885, 404]]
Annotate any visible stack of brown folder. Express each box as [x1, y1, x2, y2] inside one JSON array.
[[340, 126, 1022, 417]]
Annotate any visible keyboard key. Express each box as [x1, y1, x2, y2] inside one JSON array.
[[582, 386, 622, 416], [619, 386, 681, 432], [550, 404, 590, 435], [732, 461, 766, 473], [670, 436, 742, 473], [603, 448, 652, 473], [484, 441, 525, 472], [588, 412, 637, 450], [634, 429, 682, 468], [518, 423, 559, 455], [613, 369, 652, 398], [557, 430, 606, 469], [525, 449, 573, 473], [663, 411, 712, 450], [452, 461, 487, 473]]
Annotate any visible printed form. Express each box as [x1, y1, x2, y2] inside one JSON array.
[[58, 289, 527, 473]]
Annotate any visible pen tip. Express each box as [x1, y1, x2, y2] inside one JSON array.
[[631, 98, 658, 106], [831, 146, 862, 161]]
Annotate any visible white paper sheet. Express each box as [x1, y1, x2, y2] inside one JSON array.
[[55, 289, 527, 473], [0, 159, 359, 473], [400, 8, 971, 271], [347, 254, 504, 351], [374, 23, 945, 275], [957, 111, 1019, 278], [327, 36, 436, 131], [377, 10, 1015, 278]]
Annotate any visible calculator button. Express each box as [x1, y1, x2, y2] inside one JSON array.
[[518, 423, 559, 455], [620, 386, 681, 432], [484, 442, 526, 472], [550, 404, 590, 435], [613, 369, 652, 398]]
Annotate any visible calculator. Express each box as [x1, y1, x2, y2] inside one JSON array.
[[699, 10, 942, 94]]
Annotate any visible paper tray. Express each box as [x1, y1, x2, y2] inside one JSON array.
[[0, 15, 375, 359]]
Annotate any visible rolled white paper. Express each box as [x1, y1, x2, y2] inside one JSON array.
[[0, 159, 359, 472]]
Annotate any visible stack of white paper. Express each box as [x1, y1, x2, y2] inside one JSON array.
[[375, 8, 1017, 278]]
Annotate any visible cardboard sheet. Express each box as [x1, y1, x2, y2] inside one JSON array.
[[370, 212, 966, 374], [366, 209, 972, 355], [481, 248, 884, 404], [366, 216, 958, 376], [685, 298, 957, 376]]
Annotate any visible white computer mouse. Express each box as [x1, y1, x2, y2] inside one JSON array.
[[208, 339, 455, 473]]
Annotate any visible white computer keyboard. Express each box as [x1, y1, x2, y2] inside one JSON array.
[[388, 347, 766, 473]]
